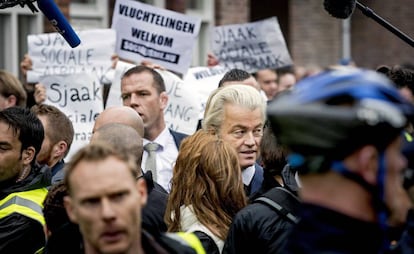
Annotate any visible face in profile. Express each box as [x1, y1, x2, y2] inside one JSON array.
[[64, 156, 146, 254]]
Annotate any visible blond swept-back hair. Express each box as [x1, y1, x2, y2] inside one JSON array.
[[0, 70, 27, 107], [202, 84, 266, 134], [165, 130, 247, 240]]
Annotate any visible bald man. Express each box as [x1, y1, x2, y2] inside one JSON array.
[[91, 123, 143, 167], [91, 123, 168, 235], [92, 106, 144, 137]]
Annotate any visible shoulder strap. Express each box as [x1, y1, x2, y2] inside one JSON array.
[[254, 187, 300, 224]]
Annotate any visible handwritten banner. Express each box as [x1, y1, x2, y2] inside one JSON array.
[[40, 73, 103, 160], [158, 69, 200, 134], [111, 0, 201, 74], [27, 29, 116, 82], [212, 17, 293, 73]]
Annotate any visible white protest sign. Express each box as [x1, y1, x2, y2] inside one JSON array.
[[111, 0, 201, 75], [106, 61, 200, 135], [105, 60, 135, 108], [183, 66, 227, 118], [159, 69, 200, 135], [212, 17, 293, 73], [28, 29, 116, 82], [40, 73, 104, 160]]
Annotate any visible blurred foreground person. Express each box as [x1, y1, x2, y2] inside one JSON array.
[[63, 143, 205, 254], [267, 68, 414, 253]]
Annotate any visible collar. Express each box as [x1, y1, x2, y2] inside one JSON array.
[[143, 126, 170, 149], [51, 160, 65, 177], [242, 165, 255, 186]]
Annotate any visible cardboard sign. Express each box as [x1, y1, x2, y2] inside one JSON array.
[[40, 73, 104, 160], [27, 29, 116, 83], [212, 17, 293, 73], [111, 0, 201, 74]]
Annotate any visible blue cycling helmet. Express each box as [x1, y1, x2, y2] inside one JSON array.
[[267, 67, 414, 169]]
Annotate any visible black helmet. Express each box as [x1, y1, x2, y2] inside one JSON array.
[[267, 67, 414, 167]]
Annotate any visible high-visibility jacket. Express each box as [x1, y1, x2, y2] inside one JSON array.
[[0, 188, 48, 254], [0, 188, 48, 226]]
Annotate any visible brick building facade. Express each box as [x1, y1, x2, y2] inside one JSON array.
[[18, 0, 414, 72], [214, 0, 414, 70]]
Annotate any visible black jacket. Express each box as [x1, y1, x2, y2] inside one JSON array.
[[169, 129, 187, 149], [46, 228, 203, 254], [142, 171, 169, 235], [0, 163, 51, 253], [281, 203, 385, 253], [223, 165, 299, 254]]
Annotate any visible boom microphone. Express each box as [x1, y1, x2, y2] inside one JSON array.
[[323, 0, 414, 47], [37, 0, 81, 48], [323, 0, 356, 19]]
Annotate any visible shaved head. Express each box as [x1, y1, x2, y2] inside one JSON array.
[[91, 123, 143, 170], [93, 106, 144, 137]]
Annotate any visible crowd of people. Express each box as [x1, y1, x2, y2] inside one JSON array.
[[2, 45, 414, 254]]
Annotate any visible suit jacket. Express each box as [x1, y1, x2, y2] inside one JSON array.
[[246, 163, 264, 200], [169, 129, 187, 149]]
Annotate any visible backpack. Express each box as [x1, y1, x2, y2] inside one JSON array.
[[254, 186, 300, 224]]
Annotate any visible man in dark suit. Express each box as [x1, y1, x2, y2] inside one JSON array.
[[121, 65, 186, 193], [203, 84, 266, 199]]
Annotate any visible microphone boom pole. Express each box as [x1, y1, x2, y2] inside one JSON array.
[[356, 1, 414, 47]]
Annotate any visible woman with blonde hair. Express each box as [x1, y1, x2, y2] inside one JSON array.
[[165, 129, 247, 253]]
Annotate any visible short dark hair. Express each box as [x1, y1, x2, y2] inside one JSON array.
[[218, 68, 252, 87], [376, 65, 414, 95], [0, 107, 44, 165], [260, 125, 287, 176], [122, 65, 166, 93]]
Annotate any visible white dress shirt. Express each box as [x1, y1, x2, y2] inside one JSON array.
[[142, 127, 178, 193], [242, 165, 255, 186]]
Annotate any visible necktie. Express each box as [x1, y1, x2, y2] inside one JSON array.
[[144, 142, 160, 182]]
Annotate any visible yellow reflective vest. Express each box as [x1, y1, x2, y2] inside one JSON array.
[[0, 188, 48, 226]]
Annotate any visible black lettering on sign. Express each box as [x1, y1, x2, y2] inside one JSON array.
[[165, 103, 194, 122], [48, 82, 101, 107], [74, 131, 93, 141], [121, 39, 179, 64], [193, 68, 227, 80], [67, 110, 100, 123], [214, 26, 257, 46]]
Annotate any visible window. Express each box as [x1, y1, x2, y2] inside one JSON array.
[[0, 6, 42, 78], [70, 0, 109, 30]]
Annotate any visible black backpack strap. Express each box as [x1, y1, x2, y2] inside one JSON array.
[[254, 187, 300, 224]]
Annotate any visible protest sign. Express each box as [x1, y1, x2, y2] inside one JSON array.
[[159, 69, 200, 134], [183, 66, 226, 118], [27, 29, 116, 83], [212, 17, 293, 73], [111, 0, 201, 75], [40, 73, 103, 160], [105, 60, 135, 108], [106, 61, 200, 135]]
